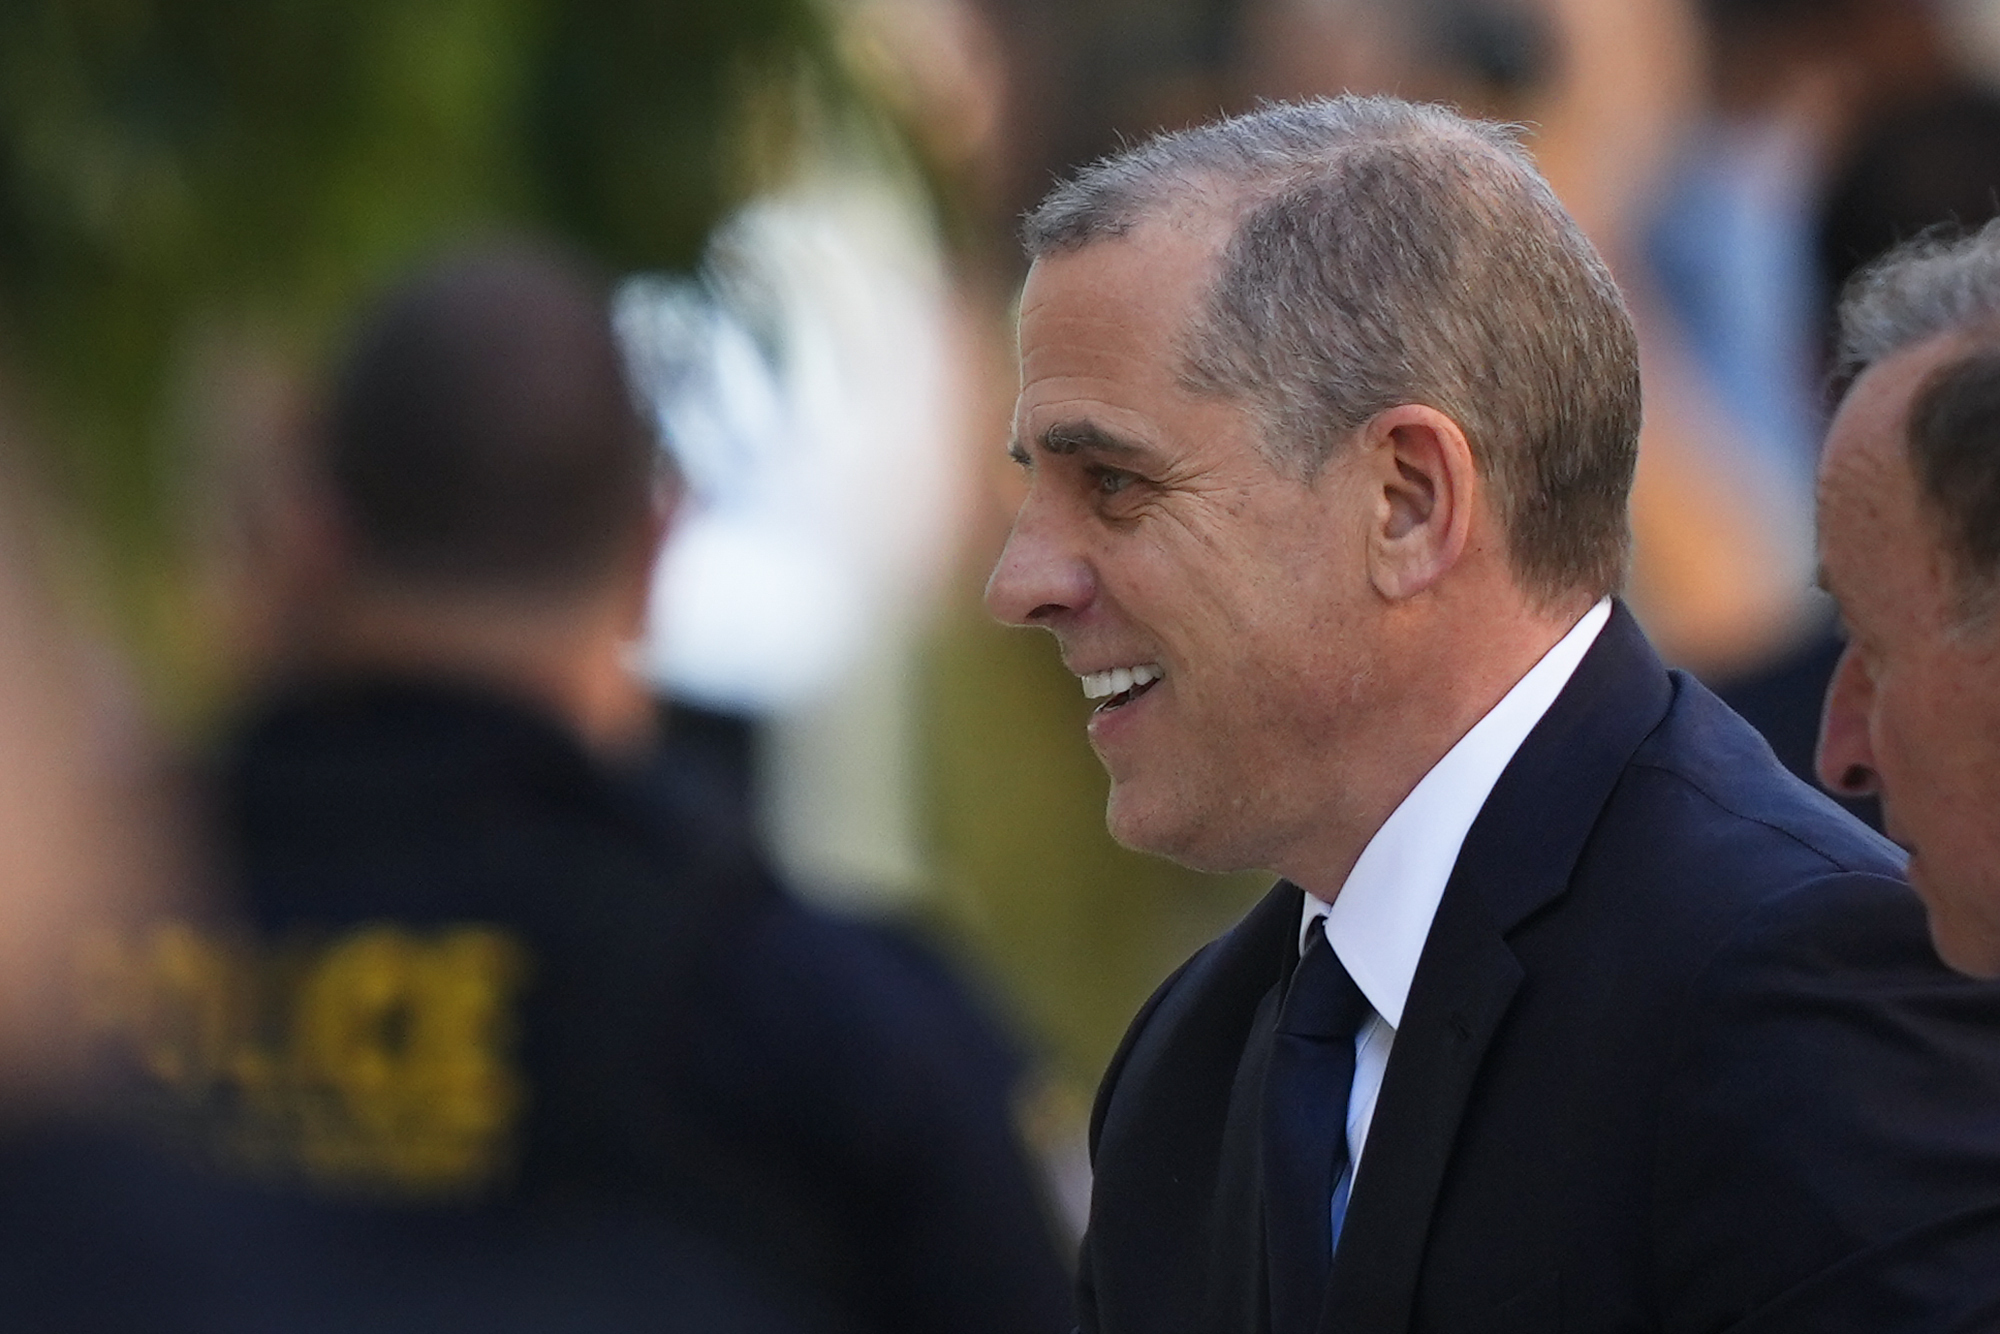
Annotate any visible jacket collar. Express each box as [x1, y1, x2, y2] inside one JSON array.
[[1320, 600, 1675, 1332], [1315, 599, 1613, 1027]]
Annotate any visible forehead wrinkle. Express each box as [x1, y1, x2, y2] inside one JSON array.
[[1019, 316, 1185, 387], [1817, 466, 1881, 601], [1021, 229, 1221, 369]]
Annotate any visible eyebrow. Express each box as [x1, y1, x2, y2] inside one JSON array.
[[1008, 419, 1158, 465]]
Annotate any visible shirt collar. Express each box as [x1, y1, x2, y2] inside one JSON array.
[[1300, 599, 1611, 1028]]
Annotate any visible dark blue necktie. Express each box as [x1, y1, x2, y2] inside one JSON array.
[[1264, 922, 1371, 1334]]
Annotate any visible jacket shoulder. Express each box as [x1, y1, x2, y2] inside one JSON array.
[[1626, 670, 1903, 878]]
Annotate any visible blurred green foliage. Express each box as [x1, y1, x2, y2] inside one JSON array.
[[0, 0, 847, 684]]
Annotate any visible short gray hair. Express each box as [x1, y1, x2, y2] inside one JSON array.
[[1023, 95, 1641, 606], [1838, 220, 2000, 618], [1837, 219, 2000, 376]]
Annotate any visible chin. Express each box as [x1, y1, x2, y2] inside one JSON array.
[[1105, 784, 1262, 876], [1925, 907, 2000, 979]]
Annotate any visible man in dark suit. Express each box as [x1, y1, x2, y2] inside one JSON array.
[[985, 95, 2000, 1333]]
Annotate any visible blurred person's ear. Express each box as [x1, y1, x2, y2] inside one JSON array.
[[621, 475, 680, 645], [558, 473, 679, 761]]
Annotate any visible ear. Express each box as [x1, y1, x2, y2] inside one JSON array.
[[616, 476, 679, 641], [1360, 404, 1477, 602]]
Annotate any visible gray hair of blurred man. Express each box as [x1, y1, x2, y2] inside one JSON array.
[[1020, 94, 1642, 608], [1838, 219, 2000, 624]]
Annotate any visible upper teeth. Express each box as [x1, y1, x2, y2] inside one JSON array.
[[1081, 663, 1163, 700]]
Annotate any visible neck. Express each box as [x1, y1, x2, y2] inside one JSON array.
[[1279, 587, 1594, 900], [298, 582, 656, 758]]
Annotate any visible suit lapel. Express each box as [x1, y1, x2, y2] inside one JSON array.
[[1320, 603, 1675, 1332], [1321, 891, 1523, 1333]]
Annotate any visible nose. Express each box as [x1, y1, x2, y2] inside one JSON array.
[[983, 497, 1095, 628], [1815, 641, 1880, 798]]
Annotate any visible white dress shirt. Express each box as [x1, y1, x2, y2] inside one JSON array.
[[1297, 598, 1610, 1245]]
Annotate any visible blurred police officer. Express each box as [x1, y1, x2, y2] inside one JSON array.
[[85, 241, 1070, 1333]]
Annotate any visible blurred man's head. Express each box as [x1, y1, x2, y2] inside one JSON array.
[[985, 96, 1638, 888], [325, 240, 658, 599], [293, 240, 665, 748], [1817, 222, 2000, 975]]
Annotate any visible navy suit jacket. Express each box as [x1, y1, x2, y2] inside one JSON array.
[[1078, 604, 2000, 1333]]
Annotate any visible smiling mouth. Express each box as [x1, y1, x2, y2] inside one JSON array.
[[1081, 663, 1163, 713]]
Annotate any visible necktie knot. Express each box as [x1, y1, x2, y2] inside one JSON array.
[[1279, 925, 1371, 1042]]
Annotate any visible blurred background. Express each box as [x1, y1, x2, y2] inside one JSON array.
[[5, 0, 2000, 1252]]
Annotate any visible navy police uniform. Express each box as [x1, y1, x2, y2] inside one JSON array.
[[61, 677, 1071, 1333]]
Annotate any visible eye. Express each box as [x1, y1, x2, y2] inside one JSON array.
[[1090, 466, 1133, 496]]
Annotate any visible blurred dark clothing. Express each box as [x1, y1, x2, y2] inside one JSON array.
[[654, 698, 764, 860], [67, 678, 1071, 1333], [0, 1116, 823, 1334], [0, 1119, 321, 1334]]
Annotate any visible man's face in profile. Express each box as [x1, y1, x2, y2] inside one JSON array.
[[1817, 334, 2000, 976], [984, 219, 1384, 876]]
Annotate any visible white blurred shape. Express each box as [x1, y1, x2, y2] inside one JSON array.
[[644, 513, 867, 714], [618, 165, 967, 906], [617, 170, 964, 719]]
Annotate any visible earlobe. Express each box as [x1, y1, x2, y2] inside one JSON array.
[[1365, 406, 1475, 601]]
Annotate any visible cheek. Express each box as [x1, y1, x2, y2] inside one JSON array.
[[1869, 681, 1918, 771], [1122, 547, 1297, 659], [1871, 681, 1946, 816], [1951, 680, 2000, 842], [1876, 659, 2000, 829]]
